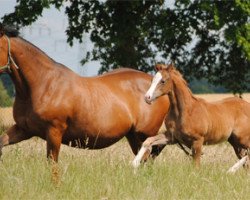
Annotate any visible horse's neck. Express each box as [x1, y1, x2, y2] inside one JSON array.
[[9, 69, 29, 99], [169, 75, 195, 119], [168, 90, 179, 118], [10, 37, 55, 98]]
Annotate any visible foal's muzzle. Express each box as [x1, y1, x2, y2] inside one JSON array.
[[144, 94, 153, 104]]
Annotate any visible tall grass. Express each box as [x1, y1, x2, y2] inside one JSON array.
[[1, 93, 250, 199], [0, 138, 249, 200]]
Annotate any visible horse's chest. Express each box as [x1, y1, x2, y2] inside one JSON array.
[[166, 120, 176, 135], [14, 107, 48, 136], [166, 119, 193, 146]]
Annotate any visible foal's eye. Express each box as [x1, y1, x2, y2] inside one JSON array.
[[161, 79, 165, 84]]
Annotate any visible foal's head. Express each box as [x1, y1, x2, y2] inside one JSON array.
[[145, 63, 174, 104]]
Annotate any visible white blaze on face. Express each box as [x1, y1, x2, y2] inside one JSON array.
[[145, 72, 162, 101]]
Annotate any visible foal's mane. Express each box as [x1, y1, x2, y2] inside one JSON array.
[[170, 68, 198, 100]]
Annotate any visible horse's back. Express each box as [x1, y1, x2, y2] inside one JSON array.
[[199, 97, 250, 143], [210, 97, 250, 115], [98, 67, 151, 81]]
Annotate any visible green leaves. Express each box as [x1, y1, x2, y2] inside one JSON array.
[[3, 0, 52, 26], [2, 0, 250, 94]]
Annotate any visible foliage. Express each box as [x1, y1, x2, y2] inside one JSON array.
[[189, 78, 228, 94], [0, 79, 13, 107], [1, 0, 250, 94], [173, 0, 250, 95], [0, 74, 15, 97]]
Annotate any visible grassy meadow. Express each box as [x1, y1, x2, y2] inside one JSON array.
[[0, 94, 250, 200]]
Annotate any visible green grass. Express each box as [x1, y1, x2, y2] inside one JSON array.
[[0, 137, 249, 200]]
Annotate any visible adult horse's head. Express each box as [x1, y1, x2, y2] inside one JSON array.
[[0, 23, 19, 74], [145, 63, 174, 104]]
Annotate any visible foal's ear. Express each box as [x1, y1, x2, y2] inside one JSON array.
[[166, 61, 176, 72], [155, 63, 168, 71], [168, 61, 175, 70]]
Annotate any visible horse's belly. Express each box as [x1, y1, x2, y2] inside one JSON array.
[[204, 129, 232, 144], [63, 137, 121, 149], [62, 136, 122, 149], [62, 129, 125, 149]]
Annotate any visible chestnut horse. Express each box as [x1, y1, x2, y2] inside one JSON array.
[[133, 63, 250, 171], [0, 25, 170, 162]]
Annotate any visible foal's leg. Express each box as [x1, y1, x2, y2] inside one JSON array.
[[191, 137, 204, 168], [150, 122, 168, 158], [132, 133, 168, 168], [125, 131, 165, 158], [0, 125, 32, 158]]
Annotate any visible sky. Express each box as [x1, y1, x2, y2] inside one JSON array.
[[0, 0, 100, 76]]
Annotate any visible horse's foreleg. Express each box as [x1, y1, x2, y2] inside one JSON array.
[[0, 125, 31, 158], [46, 124, 65, 162], [132, 133, 168, 168], [191, 137, 204, 168]]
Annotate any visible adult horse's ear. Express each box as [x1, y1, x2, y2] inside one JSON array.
[[155, 63, 168, 71]]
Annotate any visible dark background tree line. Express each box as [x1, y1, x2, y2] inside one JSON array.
[[0, 0, 249, 103]]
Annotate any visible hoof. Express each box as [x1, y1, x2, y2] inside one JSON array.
[[132, 158, 141, 168]]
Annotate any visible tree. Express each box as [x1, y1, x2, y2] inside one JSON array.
[[2, 0, 249, 94], [0, 75, 14, 97]]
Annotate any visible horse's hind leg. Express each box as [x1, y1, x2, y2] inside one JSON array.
[[151, 144, 166, 159], [125, 131, 142, 156], [228, 134, 250, 170], [0, 125, 31, 158], [228, 135, 246, 159]]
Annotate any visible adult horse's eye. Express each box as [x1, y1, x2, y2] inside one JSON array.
[[161, 79, 165, 84]]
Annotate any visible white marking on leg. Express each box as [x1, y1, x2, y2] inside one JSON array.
[[132, 146, 148, 168], [227, 156, 248, 174]]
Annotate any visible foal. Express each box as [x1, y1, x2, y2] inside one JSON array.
[[133, 63, 250, 170]]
